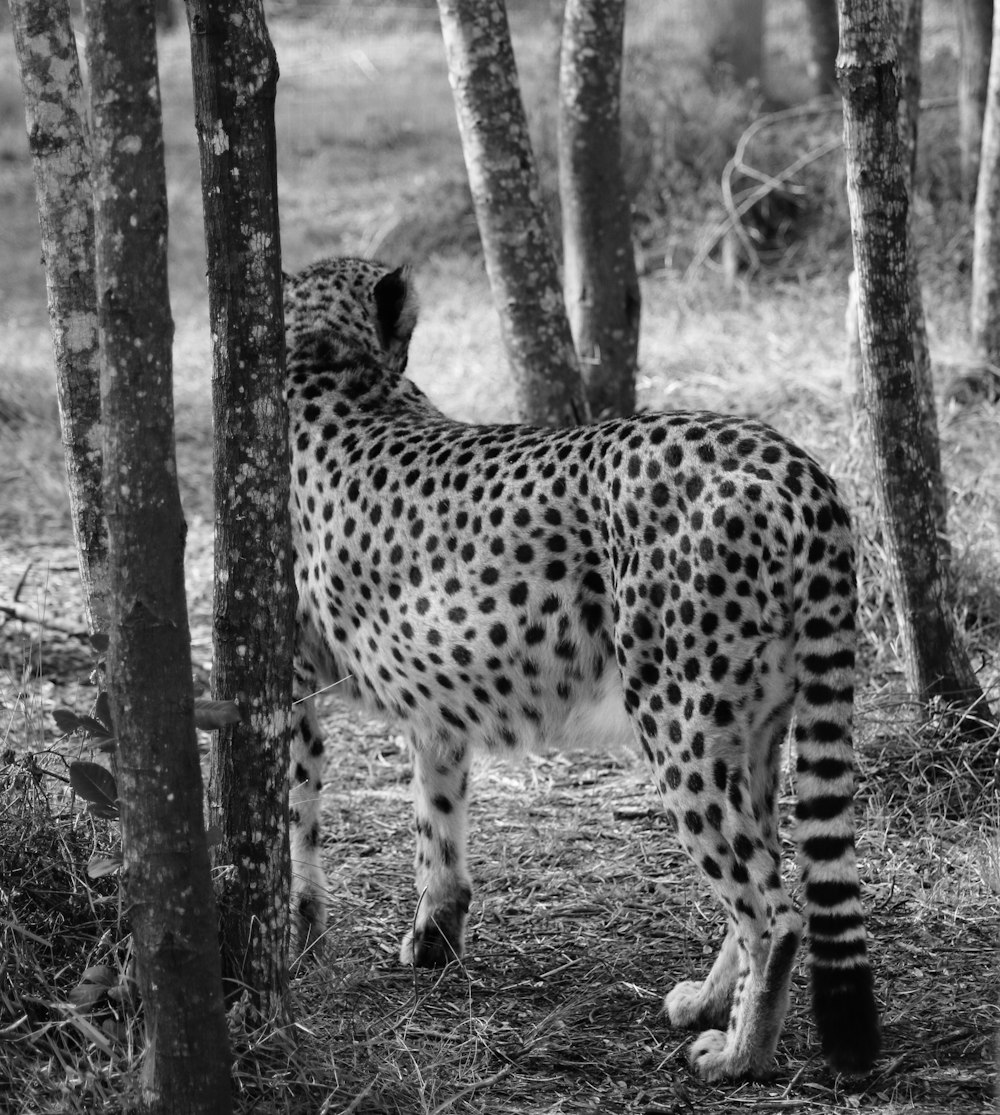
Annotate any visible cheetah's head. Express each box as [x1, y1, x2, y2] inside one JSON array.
[[283, 256, 418, 377]]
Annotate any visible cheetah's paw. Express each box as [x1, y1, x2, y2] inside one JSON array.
[[688, 1029, 732, 1081], [687, 1028, 777, 1082], [666, 980, 729, 1030], [399, 916, 465, 968], [399, 885, 470, 967]]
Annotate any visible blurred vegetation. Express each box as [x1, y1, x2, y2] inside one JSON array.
[[0, 2, 978, 301], [359, 2, 971, 298]]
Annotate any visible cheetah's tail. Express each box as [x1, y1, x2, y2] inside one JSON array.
[[792, 591, 881, 1075]]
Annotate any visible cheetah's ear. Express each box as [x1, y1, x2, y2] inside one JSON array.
[[373, 266, 418, 359]]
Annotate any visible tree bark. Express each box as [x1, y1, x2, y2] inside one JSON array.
[[10, 0, 109, 634], [846, 0, 947, 554], [82, 1, 232, 1110], [958, 0, 994, 204], [558, 0, 640, 420], [972, 2, 1000, 365], [186, 0, 294, 1019], [803, 0, 840, 95], [838, 0, 994, 733], [844, 268, 863, 404], [891, 0, 949, 552], [437, 0, 590, 427]]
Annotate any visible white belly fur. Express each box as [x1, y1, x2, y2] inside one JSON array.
[[544, 662, 637, 755]]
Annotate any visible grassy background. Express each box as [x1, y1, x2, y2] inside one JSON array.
[[1, 1, 999, 1112]]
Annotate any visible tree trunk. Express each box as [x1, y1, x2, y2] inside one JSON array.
[[803, 0, 840, 95], [844, 269, 863, 404], [703, 0, 765, 87], [186, 0, 294, 1019], [958, 0, 994, 204], [972, 2, 1000, 365], [838, 0, 994, 734], [558, 0, 640, 420], [10, 0, 109, 635], [846, 0, 947, 553], [82, 1, 233, 1110], [892, 0, 949, 552], [436, 0, 590, 427]]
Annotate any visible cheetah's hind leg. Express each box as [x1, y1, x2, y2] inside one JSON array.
[[399, 737, 473, 967]]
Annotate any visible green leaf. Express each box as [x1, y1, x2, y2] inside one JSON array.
[[68, 964, 116, 1009], [80, 964, 116, 986], [87, 851, 123, 879], [54, 706, 114, 741], [69, 761, 118, 816], [67, 983, 105, 1008], [95, 691, 113, 733], [194, 698, 243, 730], [53, 708, 83, 735], [75, 715, 114, 740]]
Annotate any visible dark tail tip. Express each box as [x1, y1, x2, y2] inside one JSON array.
[[812, 964, 882, 1075]]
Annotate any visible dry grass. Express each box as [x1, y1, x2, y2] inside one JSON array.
[[0, 745, 136, 1115], [2, 680, 997, 1113], [1, 0, 999, 1111]]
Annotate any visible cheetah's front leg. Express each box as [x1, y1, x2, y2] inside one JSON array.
[[665, 923, 740, 1031], [399, 738, 472, 967], [289, 695, 329, 958], [683, 910, 804, 1081]]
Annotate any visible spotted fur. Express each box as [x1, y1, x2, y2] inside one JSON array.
[[283, 257, 881, 1081]]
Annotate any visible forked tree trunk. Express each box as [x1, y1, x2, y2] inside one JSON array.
[[803, 0, 840, 95], [82, 1, 232, 1109], [958, 0, 994, 204], [437, 0, 589, 427], [558, 0, 640, 420], [972, 2, 1000, 365], [10, 0, 109, 634], [186, 0, 294, 1020], [838, 0, 994, 734]]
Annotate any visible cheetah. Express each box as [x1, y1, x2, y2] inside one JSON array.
[[283, 256, 881, 1082]]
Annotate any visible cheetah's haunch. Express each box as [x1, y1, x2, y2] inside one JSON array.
[[283, 257, 881, 1081]]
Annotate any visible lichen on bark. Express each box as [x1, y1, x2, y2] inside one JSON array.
[[186, 0, 294, 1019], [11, 0, 109, 633]]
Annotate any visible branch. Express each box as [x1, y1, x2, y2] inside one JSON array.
[[687, 95, 958, 278], [0, 601, 90, 639]]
